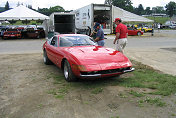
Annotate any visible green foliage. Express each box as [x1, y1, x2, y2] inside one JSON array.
[[47, 60, 176, 101], [5, 1, 10, 11], [137, 4, 144, 15], [38, 5, 65, 16], [129, 90, 145, 97], [91, 87, 103, 94], [112, 0, 133, 12], [145, 7, 152, 15], [117, 61, 176, 96], [145, 16, 170, 24], [138, 97, 166, 107], [8, 20, 17, 24], [152, 6, 166, 14], [165, 1, 176, 17]]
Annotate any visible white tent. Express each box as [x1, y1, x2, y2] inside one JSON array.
[[112, 6, 153, 22], [0, 5, 49, 20]]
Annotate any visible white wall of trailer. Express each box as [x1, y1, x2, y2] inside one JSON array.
[[74, 4, 93, 30], [74, 4, 112, 34]]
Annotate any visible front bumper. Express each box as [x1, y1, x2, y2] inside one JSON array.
[[80, 67, 135, 78]]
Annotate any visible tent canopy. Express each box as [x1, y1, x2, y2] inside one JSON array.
[[0, 5, 49, 20], [113, 6, 153, 22]]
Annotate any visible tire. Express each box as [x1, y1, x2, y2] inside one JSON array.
[[137, 32, 141, 36], [63, 60, 77, 82], [43, 50, 52, 65]]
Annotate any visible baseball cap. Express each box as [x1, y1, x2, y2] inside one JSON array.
[[94, 22, 100, 28], [114, 18, 121, 22]]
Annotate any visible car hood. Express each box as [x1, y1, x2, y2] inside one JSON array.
[[63, 46, 131, 71]]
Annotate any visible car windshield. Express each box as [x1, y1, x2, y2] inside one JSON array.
[[59, 35, 96, 47]]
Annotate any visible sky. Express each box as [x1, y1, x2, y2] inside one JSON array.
[[0, 0, 176, 10]]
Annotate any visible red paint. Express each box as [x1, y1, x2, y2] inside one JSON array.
[[43, 34, 134, 79]]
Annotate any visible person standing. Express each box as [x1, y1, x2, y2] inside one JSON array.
[[94, 23, 105, 46], [157, 23, 161, 32], [113, 18, 128, 53]]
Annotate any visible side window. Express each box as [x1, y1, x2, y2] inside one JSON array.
[[50, 36, 58, 47], [59, 37, 73, 47]]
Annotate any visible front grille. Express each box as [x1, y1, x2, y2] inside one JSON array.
[[81, 67, 130, 75]]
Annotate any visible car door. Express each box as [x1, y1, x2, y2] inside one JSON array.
[[127, 28, 133, 35], [54, 37, 65, 67], [46, 36, 58, 64]]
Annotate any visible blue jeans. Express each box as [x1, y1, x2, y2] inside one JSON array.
[[97, 40, 105, 46]]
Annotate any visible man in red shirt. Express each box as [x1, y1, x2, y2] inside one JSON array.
[[113, 18, 128, 53]]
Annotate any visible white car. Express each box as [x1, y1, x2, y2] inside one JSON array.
[[169, 24, 176, 29]]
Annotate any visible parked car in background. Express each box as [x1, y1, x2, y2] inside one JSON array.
[[137, 26, 153, 33], [15, 26, 25, 32], [128, 27, 143, 36], [0, 26, 9, 37], [3, 29, 21, 39], [169, 24, 176, 29], [25, 28, 40, 39], [37, 26, 45, 38], [43, 34, 134, 82]]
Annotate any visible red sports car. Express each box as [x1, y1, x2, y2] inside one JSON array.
[[43, 34, 134, 82], [3, 29, 22, 39], [128, 27, 143, 36]]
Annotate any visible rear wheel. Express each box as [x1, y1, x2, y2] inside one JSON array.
[[64, 60, 77, 82], [137, 32, 141, 36], [43, 50, 52, 65]]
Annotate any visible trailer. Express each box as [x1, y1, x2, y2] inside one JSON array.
[[73, 4, 112, 35], [48, 12, 76, 34]]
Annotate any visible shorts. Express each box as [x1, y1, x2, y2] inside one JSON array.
[[116, 38, 127, 53]]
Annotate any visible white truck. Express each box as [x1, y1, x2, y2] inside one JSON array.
[[73, 4, 113, 35], [48, 12, 76, 34]]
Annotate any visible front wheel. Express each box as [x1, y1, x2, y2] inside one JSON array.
[[64, 60, 77, 82]]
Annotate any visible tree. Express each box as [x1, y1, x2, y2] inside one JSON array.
[[49, 6, 65, 13], [28, 5, 33, 9], [38, 6, 65, 16], [165, 1, 176, 17], [5, 1, 10, 11], [145, 7, 152, 15], [152, 6, 165, 14], [38, 8, 50, 16], [111, 0, 133, 12], [135, 4, 144, 15], [104, 0, 112, 5]]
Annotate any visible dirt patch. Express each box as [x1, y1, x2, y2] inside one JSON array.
[[0, 53, 176, 118]]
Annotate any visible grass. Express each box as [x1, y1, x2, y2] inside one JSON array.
[[138, 97, 166, 107], [129, 90, 145, 97], [116, 61, 176, 96], [2, 20, 42, 25], [145, 16, 170, 24], [91, 87, 103, 94], [46, 60, 176, 99]]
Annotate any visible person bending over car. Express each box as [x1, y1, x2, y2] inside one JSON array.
[[94, 23, 105, 46]]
